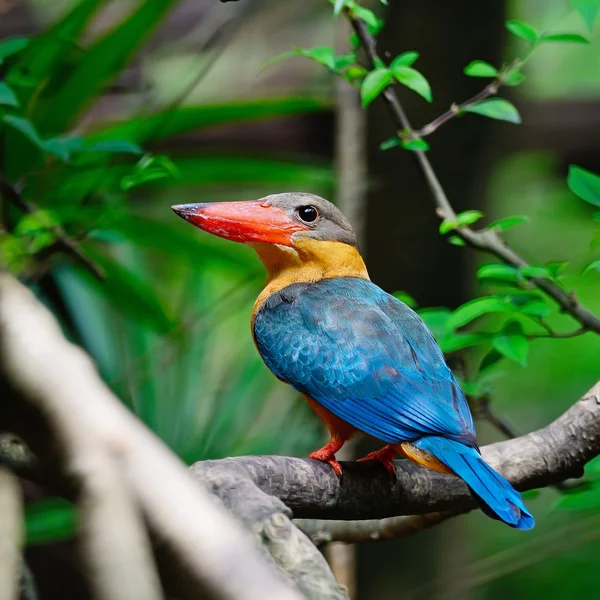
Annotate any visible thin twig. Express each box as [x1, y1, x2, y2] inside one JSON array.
[[346, 13, 600, 335], [0, 178, 104, 279]]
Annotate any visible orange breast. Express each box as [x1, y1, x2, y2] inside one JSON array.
[[304, 395, 358, 441]]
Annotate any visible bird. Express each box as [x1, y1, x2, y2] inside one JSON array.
[[172, 192, 534, 530]]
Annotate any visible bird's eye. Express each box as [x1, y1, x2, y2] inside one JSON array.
[[297, 205, 319, 223]]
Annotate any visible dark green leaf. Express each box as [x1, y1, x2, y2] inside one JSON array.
[[540, 32, 590, 43], [393, 291, 418, 308], [464, 60, 499, 78], [361, 68, 393, 107], [505, 20, 540, 43], [448, 297, 514, 330], [477, 264, 520, 283], [488, 215, 529, 231], [390, 52, 420, 69], [593, 212, 600, 221], [545, 261, 569, 277], [0, 82, 19, 107], [380, 137, 401, 151], [456, 210, 484, 226], [479, 349, 505, 373], [463, 98, 521, 124], [570, 0, 600, 31], [582, 259, 600, 275], [391, 66, 432, 102], [492, 321, 528, 366], [2, 115, 44, 148], [401, 138, 430, 151], [568, 165, 600, 207], [520, 300, 551, 317], [88, 98, 328, 145], [86, 140, 144, 155], [0, 37, 29, 61], [25, 498, 77, 545]]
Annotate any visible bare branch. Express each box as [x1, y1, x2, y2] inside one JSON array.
[[191, 380, 600, 521], [0, 273, 307, 600], [346, 13, 600, 335], [0, 467, 22, 600]]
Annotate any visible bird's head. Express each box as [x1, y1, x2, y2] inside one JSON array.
[[172, 193, 356, 249], [172, 193, 366, 285]]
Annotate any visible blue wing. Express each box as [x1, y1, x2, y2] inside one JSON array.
[[252, 277, 475, 445]]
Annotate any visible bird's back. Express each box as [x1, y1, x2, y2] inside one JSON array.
[[252, 277, 475, 446]]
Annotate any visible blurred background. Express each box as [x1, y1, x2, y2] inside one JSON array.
[[1, 0, 600, 598]]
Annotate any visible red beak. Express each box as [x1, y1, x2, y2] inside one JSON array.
[[171, 201, 308, 246]]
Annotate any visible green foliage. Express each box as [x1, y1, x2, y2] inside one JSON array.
[[570, 0, 600, 31], [25, 498, 76, 546], [492, 321, 529, 366], [505, 20, 540, 44], [462, 98, 522, 124], [488, 215, 529, 231], [540, 33, 590, 44], [464, 61, 499, 78], [556, 457, 600, 510], [361, 68, 392, 107], [391, 66, 432, 102], [568, 165, 600, 207]]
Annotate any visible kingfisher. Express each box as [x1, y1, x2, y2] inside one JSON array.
[[172, 193, 534, 530]]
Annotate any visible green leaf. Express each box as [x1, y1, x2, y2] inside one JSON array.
[[390, 51, 420, 69], [518, 265, 552, 279], [36, 0, 179, 134], [464, 60, 499, 78], [401, 138, 430, 151], [448, 236, 466, 246], [86, 140, 144, 155], [393, 291, 418, 308], [448, 297, 514, 330], [391, 66, 432, 102], [503, 67, 526, 87], [25, 498, 77, 545], [520, 300, 551, 318], [456, 210, 484, 227], [361, 68, 393, 107], [568, 165, 600, 207], [463, 98, 521, 124], [570, 0, 600, 31], [0, 37, 29, 61], [350, 5, 382, 30], [593, 212, 600, 221], [334, 0, 348, 15], [2, 115, 44, 148], [488, 215, 529, 231], [492, 321, 528, 366], [439, 219, 458, 235], [477, 264, 520, 283], [545, 261, 569, 277], [540, 32, 590, 43], [479, 349, 505, 373], [88, 98, 327, 145], [298, 46, 337, 70], [380, 137, 401, 151], [417, 308, 452, 338], [505, 20, 540, 43], [0, 82, 19, 107], [440, 332, 492, 353], [582, 259, 600, 275], [592, 230, 600, 250]]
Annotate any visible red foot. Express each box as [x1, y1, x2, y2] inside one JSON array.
[[357, 444, 397, 477], [308, 437, 345, 478]]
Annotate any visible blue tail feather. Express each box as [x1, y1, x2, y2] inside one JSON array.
[[413, 436, 534, 530]]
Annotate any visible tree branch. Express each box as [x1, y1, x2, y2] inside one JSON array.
[[191, 380, 600, 521], [0, 273, 316, 600], [0, 467, 22, 600], [346, 13, 600, 335]]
